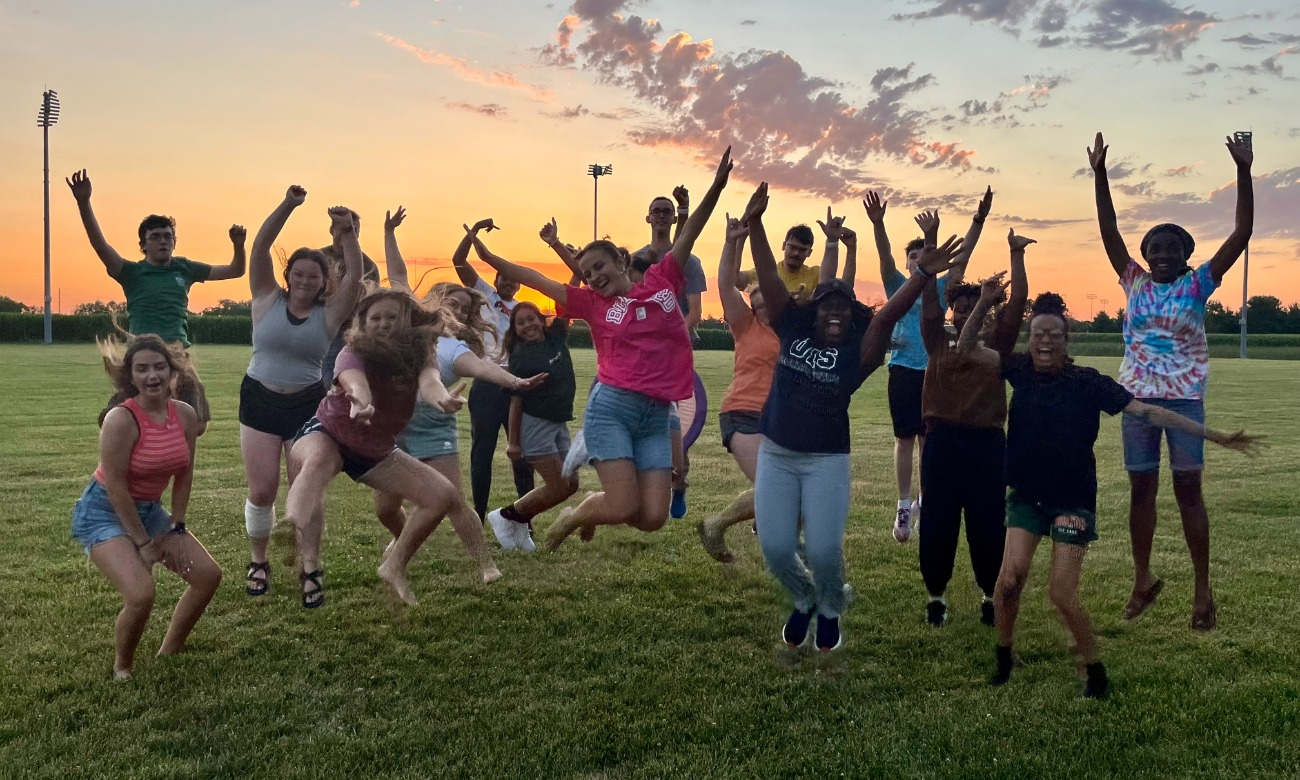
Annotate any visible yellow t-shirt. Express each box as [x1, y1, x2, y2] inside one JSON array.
[[777, 264, 821, 301]]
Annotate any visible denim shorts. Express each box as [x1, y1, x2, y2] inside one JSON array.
[[520, 413, 571, 459], [583, 383, 672, 470], [70, 480, 172, 555], [1122, 398, 1205, 473]]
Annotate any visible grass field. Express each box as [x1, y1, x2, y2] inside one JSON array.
[[1, 345, 1297, 779]]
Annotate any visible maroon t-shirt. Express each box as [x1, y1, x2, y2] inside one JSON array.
[[315, 346, 417, 461]]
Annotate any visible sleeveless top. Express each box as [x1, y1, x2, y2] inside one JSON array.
[[94, 398, 191, 502], [247, 295, 334, 389]]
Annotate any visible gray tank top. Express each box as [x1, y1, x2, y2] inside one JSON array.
[[246, 295, 335, 390]]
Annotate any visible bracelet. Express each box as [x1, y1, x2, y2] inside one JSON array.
[[972, 216, 985, 224], [914, 266, 934, 279], [825, 240, 840, 249], [677, 208, 689, 215], [169, 522, 187, 535], [547, 239, 559, 247]]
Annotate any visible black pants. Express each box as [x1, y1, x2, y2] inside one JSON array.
[[919, 425, 1007, 598], [469, 379, 535, 520]]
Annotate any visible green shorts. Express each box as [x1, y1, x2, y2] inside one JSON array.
[[1005, 489, 1097, 547]]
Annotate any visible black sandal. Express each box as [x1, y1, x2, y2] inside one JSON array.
[[246, 561, 271, 597], [300, 569, 325, 609]]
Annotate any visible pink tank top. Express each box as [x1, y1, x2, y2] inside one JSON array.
[[94, 398, 191, 501]]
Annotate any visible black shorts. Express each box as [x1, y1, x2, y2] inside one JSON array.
[[239, 375, 327, 440], [295, 416, 383, 482], [887, 365, 926, 438], [718, 410, 762, 453]]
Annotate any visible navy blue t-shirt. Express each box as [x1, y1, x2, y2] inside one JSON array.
[[759, 302, 871, 454], [1003, 352, 1134, 512], [507, 319, 576, 423]]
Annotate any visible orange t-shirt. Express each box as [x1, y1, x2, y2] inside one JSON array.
[[721, 307, 780, 414]]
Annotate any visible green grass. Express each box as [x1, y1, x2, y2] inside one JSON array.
[[1, 345, 1297, 779]]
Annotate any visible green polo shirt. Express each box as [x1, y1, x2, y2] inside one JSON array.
[[115, 257, 212, 346]]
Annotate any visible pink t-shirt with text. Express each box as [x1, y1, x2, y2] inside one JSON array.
[[563, 255, 694, 402]]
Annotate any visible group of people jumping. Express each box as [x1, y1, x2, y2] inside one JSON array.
[[66, 133, 1260, 699]]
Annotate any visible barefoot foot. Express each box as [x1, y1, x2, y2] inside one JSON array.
[[377, 559, 418, 606]]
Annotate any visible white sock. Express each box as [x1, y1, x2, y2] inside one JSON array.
[[898, 499, 911, 510]]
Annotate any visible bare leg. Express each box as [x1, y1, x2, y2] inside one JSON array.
[[89, 538, 156, 679], [514, 455, 579, 519], [994, 529, 1041, 651], [240, 425, 287, 589], [1126, 471, 1161, 599], [894, 435, 916, 501], [546, 460, 672, 549], [1047, 526, 1095, 664], [1173, 471, 1215, 628], [156, 533, 223, 656]]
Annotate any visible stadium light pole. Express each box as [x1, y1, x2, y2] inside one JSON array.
[[588, 163, 612, 242], [1236, 130, 1252, 359], [1086, 293, 1097, 321], [37, 89, 61, 344]]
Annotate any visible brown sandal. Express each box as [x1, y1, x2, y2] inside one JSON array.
[[1122, 578, 1164, 621]]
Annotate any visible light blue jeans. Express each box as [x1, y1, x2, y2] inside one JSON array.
[[754, 438, 850, 618]]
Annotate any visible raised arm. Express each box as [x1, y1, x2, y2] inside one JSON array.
[[949, 186, 993, 286], [453, 219, 497, 289], [66, 170, 127, 278], [468, 226, 568, 306], [324, 206, 364, 332], [863, 190, 897, 281], [815, 206, 844, 283], [920, 277, 945, 355], [838, 225, 857, 287], [250, 185, 307, 302], [383, 206, 411, 291], [1124, 399, 1262, 455], [1088, 132, 1134, 277], [957, 272, 1008, 358], [670, 147, 733, 269], [991, 230, 1035, 358], [451, 351, 547, 392], [1207, 135, 1255, 283], [860, 236, 965, 372], [718, 214, 752, 325], [206, 225, 248, 281], [539, 218, 582, 279], [744, 183, 790, 323], [672, 185, 689, 245]]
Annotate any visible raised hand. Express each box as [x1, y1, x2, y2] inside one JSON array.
[[914, 210, 940, 236], [328, 206, 355, 232], [742, 182, 769, 225], [673, 185, 690, 209], [1225, 134, 1253, 168], [539, 218, 559, 246], [713, 146, 734, 189], [918, 235, 965, 276], [229, 225, 247, 244], [975, 186, 993, 221], [1008, 228, 1037, 252], [470, 218, 498, 234], [285, 185, 307, 207], [66, 169, 92, 202], [816, 206, 845, 241], [725, 213, 749, 243], [839, 225, 857, 249], [385, 206, 406, 232], [514, 373, 549, 392], [1087, 132, 1109, 174], [863, 191, 887, 224], [1214, 430, 1263, 455], [978, 271, 1010, 305]]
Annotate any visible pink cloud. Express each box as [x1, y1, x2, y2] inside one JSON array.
[[378, 33, 554, 100]]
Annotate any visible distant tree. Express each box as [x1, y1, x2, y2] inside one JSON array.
[[1091, 310, 1116, 333], [698, 316, 728, 330], [72, 300, 125, 316], [201, 299, 252, 317], [0, 295, 34, 314], [1285, 304, 1300, 335], [1245, 296, 1284, 334], [1204, 300, 1239, 334]]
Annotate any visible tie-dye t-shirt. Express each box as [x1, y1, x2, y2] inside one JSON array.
[[1118, 259, 1219, 400]]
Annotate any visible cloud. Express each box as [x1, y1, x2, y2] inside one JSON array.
[[447, 102, 508, 117], [1185, 62, 1220, 75], [1122, 166, 1300, 244], [1164, 163, 1201, 177], [1224, 33, 1270, 47], [954, 71, 1069, 126], [1114, 180, 1158, 198], [1001, 214, 1091, 229], [1074, 160, 1137, 180], [895, 0, 1217, 60], [378, 33, 555, 100], [740, 19, 757, 26], [540, 2, 978, 200], [546, 103, 629, 120]]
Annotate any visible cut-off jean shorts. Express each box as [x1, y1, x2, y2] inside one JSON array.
[[1122, 397, 1205, 473], [70, 480, 171, 555], [582, 382, 672, 471]]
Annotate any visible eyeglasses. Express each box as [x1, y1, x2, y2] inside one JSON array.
[[648, 208, 675, 216], [145, 233, 175, 243]]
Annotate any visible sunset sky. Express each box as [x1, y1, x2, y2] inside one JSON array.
[[3, 0, 1298, 320]]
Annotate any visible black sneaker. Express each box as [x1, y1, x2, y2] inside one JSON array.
[[816, 615, 843, 652], [783, 608, 814, 648], [980, 598, 996, 628], [926, 599, 948, 628], [990, 645, 1014, 686], [1083, 661, 1110, 699]]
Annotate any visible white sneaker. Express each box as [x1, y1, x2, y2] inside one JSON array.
[[893, 504, 912, 543], [561, 429, 588, 479], [514, 520, 537, 553], [912, 498, 922, 530], [486, 508, 518, 550]]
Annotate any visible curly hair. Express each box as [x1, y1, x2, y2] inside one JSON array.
[[95, 329, 190, 426], [346, 287, 447, 387], [1030, 291, 1071, 333], [425, 282, 493, 359]]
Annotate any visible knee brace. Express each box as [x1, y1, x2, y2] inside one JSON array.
[[245, 500, 276, 540]]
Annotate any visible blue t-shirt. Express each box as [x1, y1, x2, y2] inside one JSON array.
[[759, 302, 871, 454], [884, 269, 949, 370]]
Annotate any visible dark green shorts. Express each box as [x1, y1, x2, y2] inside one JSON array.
[[1005, 489, 1097, 547]]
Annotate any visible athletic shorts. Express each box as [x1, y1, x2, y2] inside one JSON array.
[[70, 479, 171, 555], [239, 375, 327, 440], [583, 383, 672, 471], [1005, 489, 1097, 547], [520, 413, 571, 459], [718, 410, 762, 453], [1122, 398, 1206, 474], [887, 365, 926, 438], [295, 416, 386, 482], [398, 406, 459, 460]]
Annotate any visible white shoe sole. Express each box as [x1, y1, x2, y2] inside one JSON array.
[[486, 509, 518, 550], [561, 430, 588, 479]]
